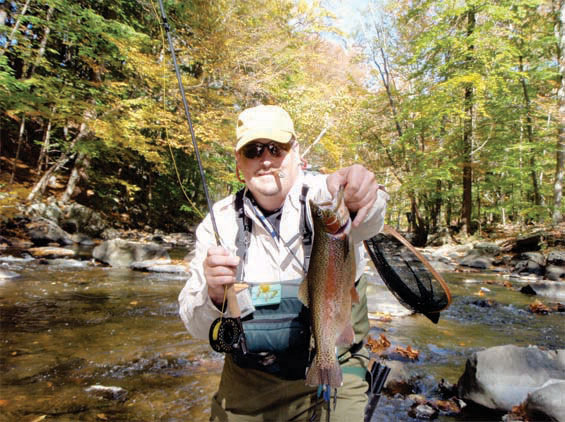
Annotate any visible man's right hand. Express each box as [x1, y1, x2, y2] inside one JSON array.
[[203, 246, 240, 306]]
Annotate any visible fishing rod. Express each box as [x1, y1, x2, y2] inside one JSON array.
[[156, 0, 247, 355]]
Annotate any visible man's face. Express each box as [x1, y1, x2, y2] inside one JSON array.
[[235, 139, 301, 210]]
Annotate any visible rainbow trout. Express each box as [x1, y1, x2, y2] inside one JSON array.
[[298, 185, 359, 388]]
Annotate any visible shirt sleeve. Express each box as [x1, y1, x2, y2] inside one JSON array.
[[349, 188, 389, 244], [178, 213, 225, 340]]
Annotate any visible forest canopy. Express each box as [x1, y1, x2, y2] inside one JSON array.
[[0, 0, 563, 243]]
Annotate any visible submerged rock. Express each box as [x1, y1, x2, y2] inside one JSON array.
[[85, 385, 128, 401]]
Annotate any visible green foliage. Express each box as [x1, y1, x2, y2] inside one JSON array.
[[0, 0, 560, 234]]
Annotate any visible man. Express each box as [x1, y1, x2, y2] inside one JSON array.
[[179, 105, 388, 421]]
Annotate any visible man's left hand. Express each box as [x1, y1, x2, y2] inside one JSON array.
[[327, 164, 381, 228]]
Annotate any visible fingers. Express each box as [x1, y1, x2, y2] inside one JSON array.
[[204, 246, 240, 304], [327, 164, 380, 228]]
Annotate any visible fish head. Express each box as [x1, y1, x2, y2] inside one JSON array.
[[310, 184, 351, 235]]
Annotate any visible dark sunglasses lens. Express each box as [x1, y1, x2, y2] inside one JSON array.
[[267, 143, 281, 157], [243, 143, 264, 159], [242, 142, 290, 159]]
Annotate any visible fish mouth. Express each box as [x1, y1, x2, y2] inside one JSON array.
[[312, 185, 350, 234]]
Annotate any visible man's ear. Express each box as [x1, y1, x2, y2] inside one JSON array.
[[236, 163, 245, 183]]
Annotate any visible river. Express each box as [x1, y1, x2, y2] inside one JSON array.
[[0, 248, 563, 421]]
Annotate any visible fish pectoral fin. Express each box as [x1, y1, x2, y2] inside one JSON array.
[[350, 285, 360, 304], [298, 277, 309, 306], [336, 324, 355, 346]]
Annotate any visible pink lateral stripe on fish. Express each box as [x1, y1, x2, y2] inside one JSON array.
[[298, 185, 359, 388]]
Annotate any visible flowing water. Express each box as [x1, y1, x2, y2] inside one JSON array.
[[0, 248, 563, 422]]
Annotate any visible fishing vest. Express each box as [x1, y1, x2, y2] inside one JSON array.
[[231, 186, 370, 380], [232, 186, 313, 380]]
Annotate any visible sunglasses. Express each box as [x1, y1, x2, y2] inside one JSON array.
[[241, 141, 293, 159]]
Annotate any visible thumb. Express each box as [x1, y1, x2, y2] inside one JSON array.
[[326, 168, 348, 197]]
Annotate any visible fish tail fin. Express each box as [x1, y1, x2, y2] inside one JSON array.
[[305, 358, 343, 388]]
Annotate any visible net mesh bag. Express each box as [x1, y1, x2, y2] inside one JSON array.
[[364, 225, 452, 323]]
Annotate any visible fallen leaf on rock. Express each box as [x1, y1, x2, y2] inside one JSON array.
[[432, 399, 461, 414], [529, 299, 551, 314], [394, 345, 419, 361], [365, 333, 391, 354]]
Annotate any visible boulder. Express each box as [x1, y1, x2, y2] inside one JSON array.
[[26, 218, 73, 246], [92, 239, 169, 267], [26, 199, 64, 224], [459, 251, 493, 269], [473, 242, 501, 256], [62, 203, 107, 237], [512, 252, 546, 276], [545, 265, 565, 281], [523, 380, 565, 422], [546, 250, 565, 267], [457, 345, 565, 412]]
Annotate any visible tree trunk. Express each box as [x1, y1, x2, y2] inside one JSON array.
[[29, 4, 54, 76], [27, 122, 87, 202], [461, 9, 476, 235], [554, 0, 565, 224], [61, 152, 89, 203], [9, 114, 25, 186], [36, 110, 54, 173], [519, 56, 541, 206]]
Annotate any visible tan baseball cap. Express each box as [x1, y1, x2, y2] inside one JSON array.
[[235, 105, 296, 151]]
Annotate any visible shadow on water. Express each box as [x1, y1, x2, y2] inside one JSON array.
[[0, 253, 563, 421]]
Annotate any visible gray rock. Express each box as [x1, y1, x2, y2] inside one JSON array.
[[27, 217, 73, 246], [547, 251, 565, 266], [523, 380, 565, 422], [27, 199, 64, 224], [93, 239, 169, 267], [62, 203, 107, 237], [457, 345, 565, 412], [513, 252, 546, 276], [473, 242, 501, 256], [408, 403, 438, 419], [459, 251, 493, 269], [545, 265, 565, 281]]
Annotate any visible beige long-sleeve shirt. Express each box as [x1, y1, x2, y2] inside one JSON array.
[[178, 170, 389, 339]]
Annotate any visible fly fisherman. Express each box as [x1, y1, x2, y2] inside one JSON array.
[[178, 105, 389, 421]]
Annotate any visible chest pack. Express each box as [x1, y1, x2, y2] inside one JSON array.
[[231, 186, 313, 379]]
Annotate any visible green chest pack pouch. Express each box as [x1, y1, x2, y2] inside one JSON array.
[[231, 187, 313, 380]]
